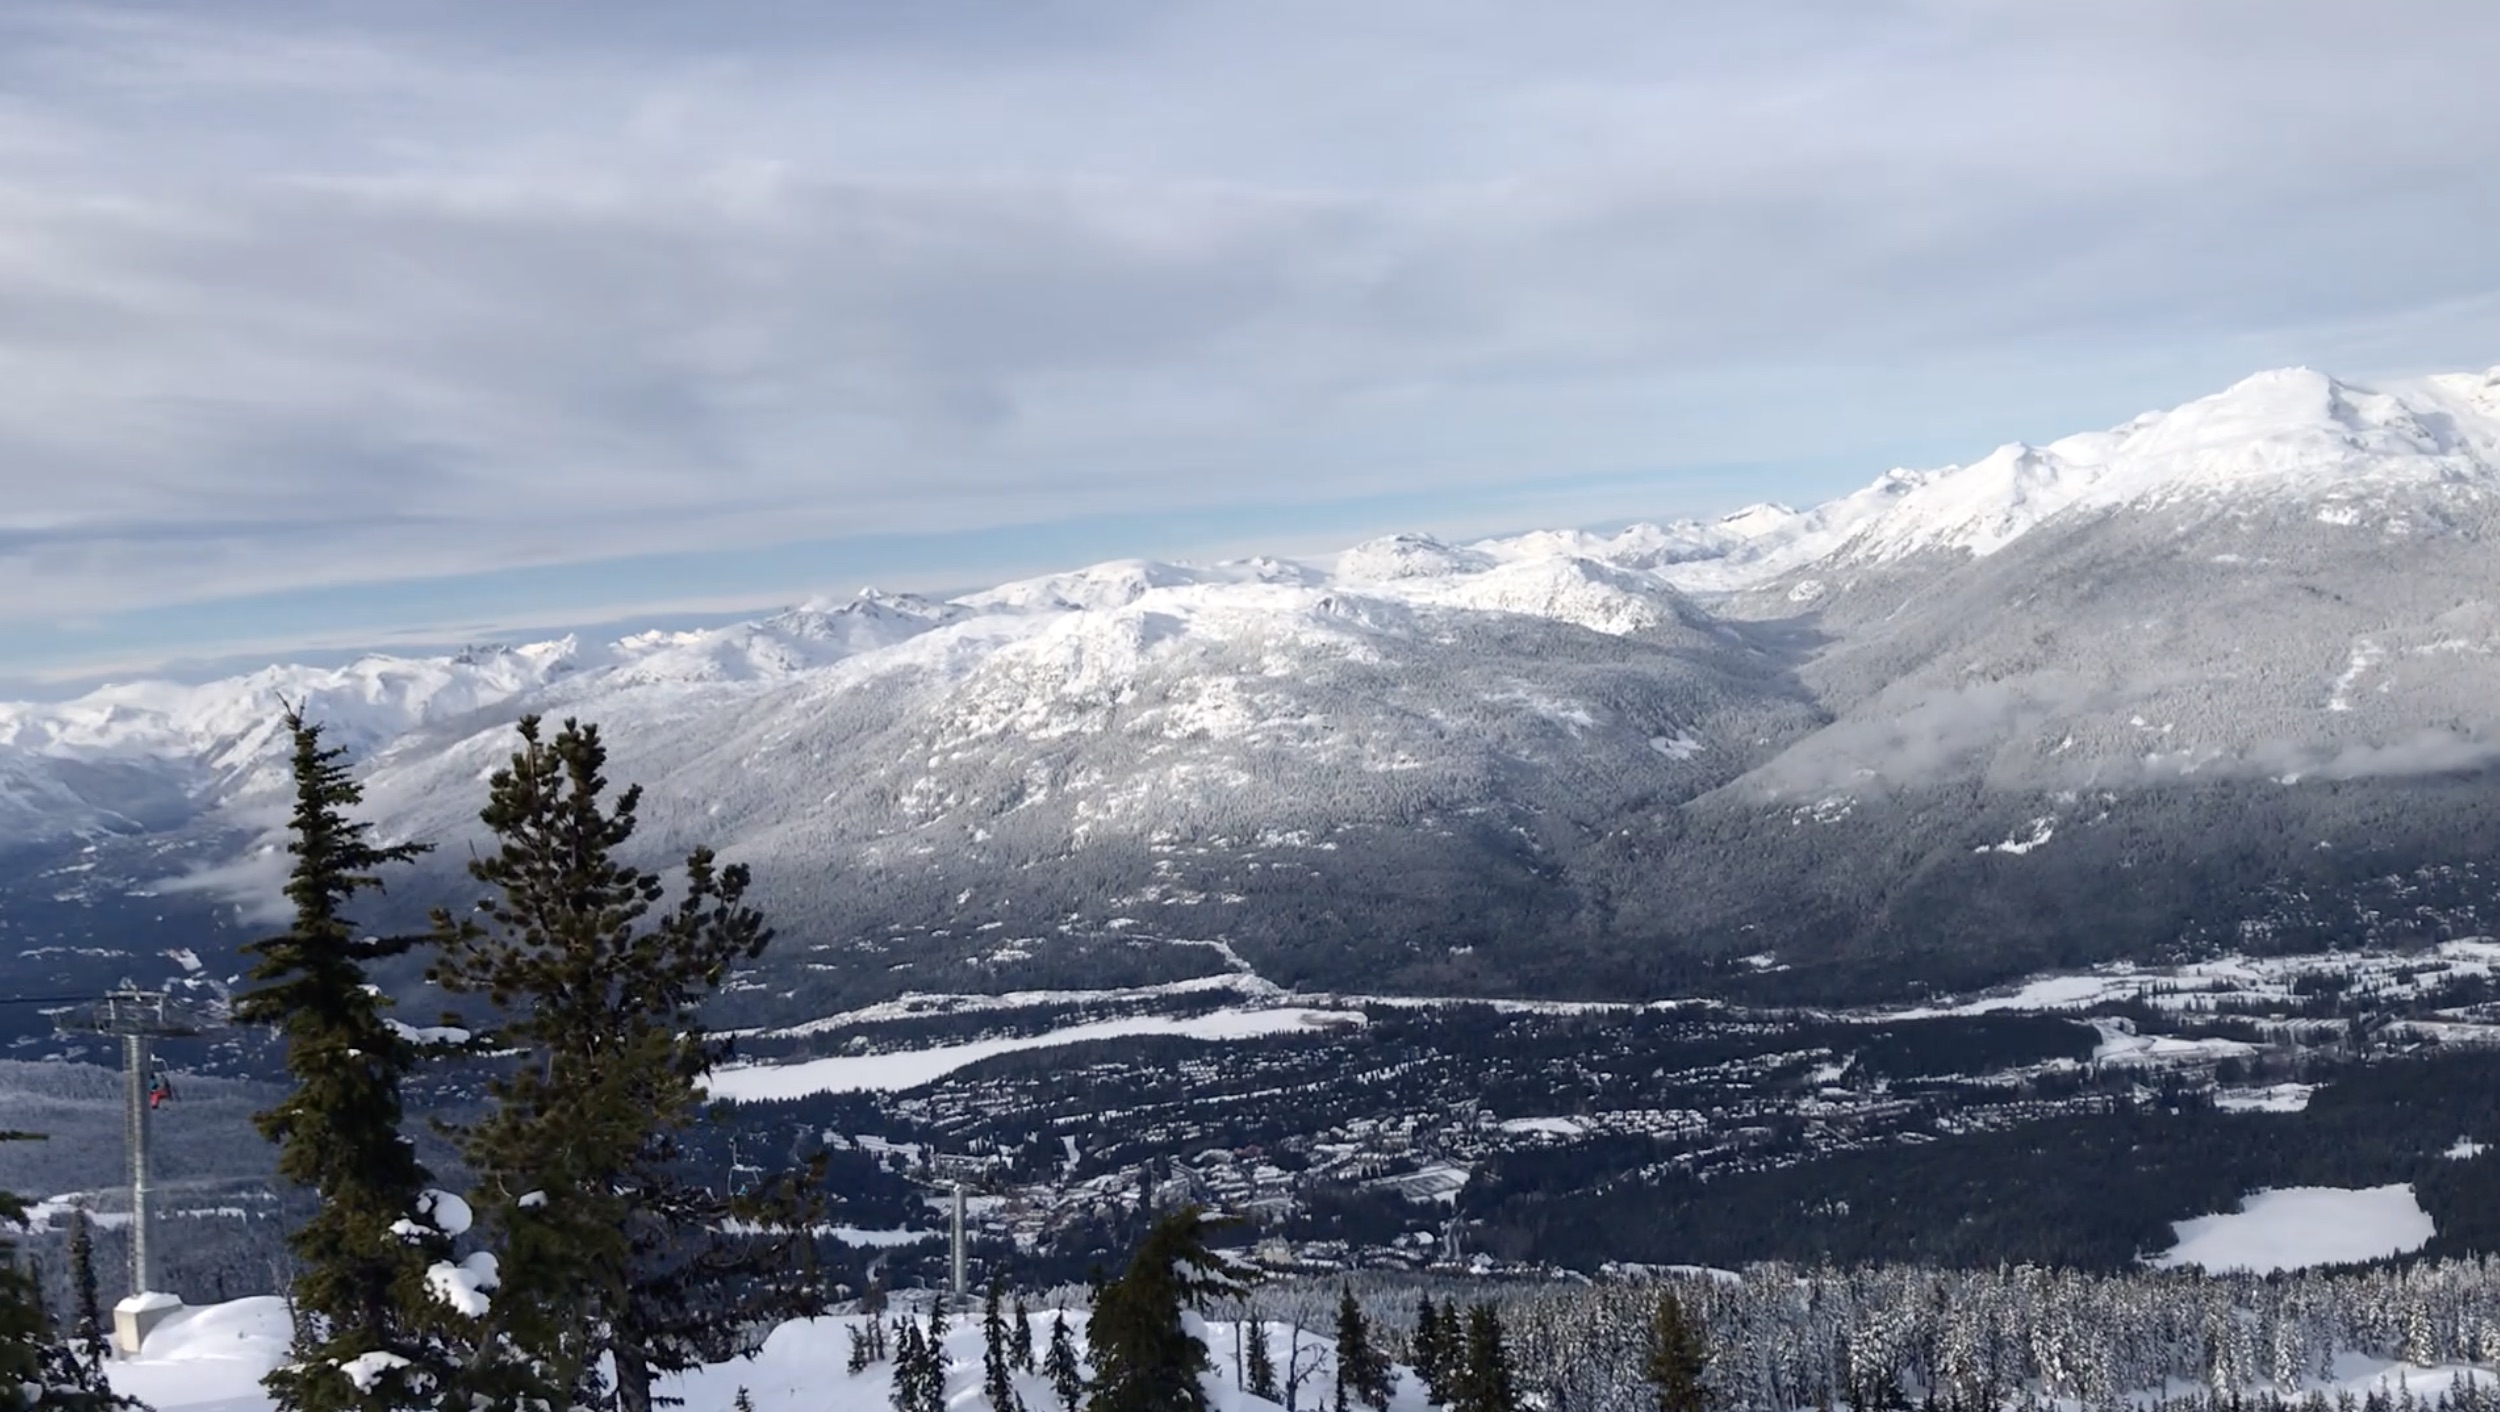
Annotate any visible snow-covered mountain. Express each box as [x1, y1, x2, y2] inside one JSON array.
[[8, 363, 2500, 1014]]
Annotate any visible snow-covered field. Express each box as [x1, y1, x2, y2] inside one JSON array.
[[102, 1302, 1429, 1412], [704, 1005, 1365, 1101], [1895, 940, 2500, 1022], [2155, 1185, 2437, 1274]]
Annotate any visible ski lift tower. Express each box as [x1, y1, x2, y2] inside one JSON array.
[[55, 985, 218, 1299]]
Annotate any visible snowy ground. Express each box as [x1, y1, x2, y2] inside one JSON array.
[[2154, 1185, 2436, 1274], [103, 1303, 1428, 1412], [104, 1294, 2500, 1412], [2211, 1083, 2316, 1113], [704, 1006, 1364, 1101]]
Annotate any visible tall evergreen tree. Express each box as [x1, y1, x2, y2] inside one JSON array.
[[889, 1319, 930, 1412], [1333, 1288, 1392, 1412], [1244, 1309, 1277, 1402], [847, 1324, 878, 1376], [427, 715, 801, 1412], [1043, 1311, 1085, 1412], [1010, 1296, 1035, 1374], [1645, 1289, 1710, 1412], [1451, 1304, 1518, 1412], [983, 1278, 1024, 1412], [234, 707, 454, 1412], [1409, 1292, 1445, 1402], [1084, 1206, 1243, 1412]]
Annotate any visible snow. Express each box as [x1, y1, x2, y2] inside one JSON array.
[[2213, 1083, 2315, 1113], [1894, 972, 2138, 1019], [2089, 1020, 2257, 1067], [417, 1188, 472, 1236], [739, 971, 1282, 1039], [118, 1291, 183, 1314], [0, 361, 2493, 886], [2448, 1137, 2488, 1160], [107, 1300, 1430, 1412], [663, 1311, 1434, 1412], [104, 1296, 293, 1412], [1699, 367, 2500, 578], [1497, 1116, 1589, 1137], [384, 1019, 473, 1047], [1367, 1162, 1471, 1205], [425, 1251, 499, 1317], [828, 1226, 940, 1248], [1974, 817, 2055, 856], [336, 1350, 411, 1393], [703, 1006, 1365, 1102], [2155, 1185, 2435, 1274], [25, 1195, 130, 1230]]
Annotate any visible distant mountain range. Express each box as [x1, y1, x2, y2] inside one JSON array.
[[9, 363, 2500, 1021]]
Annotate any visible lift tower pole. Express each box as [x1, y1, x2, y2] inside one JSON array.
[[56, 986, 214, 1297]]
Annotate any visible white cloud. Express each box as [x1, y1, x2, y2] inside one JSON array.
[[0, 0, 2494, 644]]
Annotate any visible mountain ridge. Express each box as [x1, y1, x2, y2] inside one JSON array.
[[9, 362, 2500, 1014]]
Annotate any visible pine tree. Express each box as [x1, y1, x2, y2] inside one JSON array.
[[1410, 1292, 1445, 1402], [1245, 1309, 1277, 1402], [905, 1313, 958, 1412], [1044, 1311, 1086, 1412], [427, 715, 803, 1412], [924, 1306, 953, 1411], [863, 1279, 890, 1363], [0, 1142, 129, 1412], [1084, 1206, 1244, 1412], [1452, 1304, 1519, 1412], [64, 1207, 100, 1372], [1645, 1290, 1711, 1412], [984, 1277, 1024, 1412], [1011, 1296, 1036, 1373], [848, 1324, 878, 1376], [233, 707, 454, 1412], [1334, 1287, 1392, 1412], [890, 1319, 928, 1412]]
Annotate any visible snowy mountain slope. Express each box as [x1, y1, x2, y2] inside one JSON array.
[[1692, 366, 2500, 599], [8, 364, 2500, 1009], [1708, 367, 2500, 798], [329, 559, 1820, 1012]]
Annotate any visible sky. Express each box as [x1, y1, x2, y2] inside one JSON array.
[[1, 0, 2495, 694]]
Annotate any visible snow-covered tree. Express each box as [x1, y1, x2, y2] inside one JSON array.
[[984, 1279, 1025, 1412], [1043, 1311, 1086, 1412]]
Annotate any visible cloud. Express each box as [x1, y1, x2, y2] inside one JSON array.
[[0, 0, 2496, 656]]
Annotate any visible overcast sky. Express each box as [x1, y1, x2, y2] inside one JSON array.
[[2, 0, 2495, 691]]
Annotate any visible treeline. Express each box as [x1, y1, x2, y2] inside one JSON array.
[[1400, 1259, 2500, 1412]]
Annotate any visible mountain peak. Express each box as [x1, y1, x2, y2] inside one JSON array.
[[1690, 363, 2500, 577], [1336, 532, 1495, 584]]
